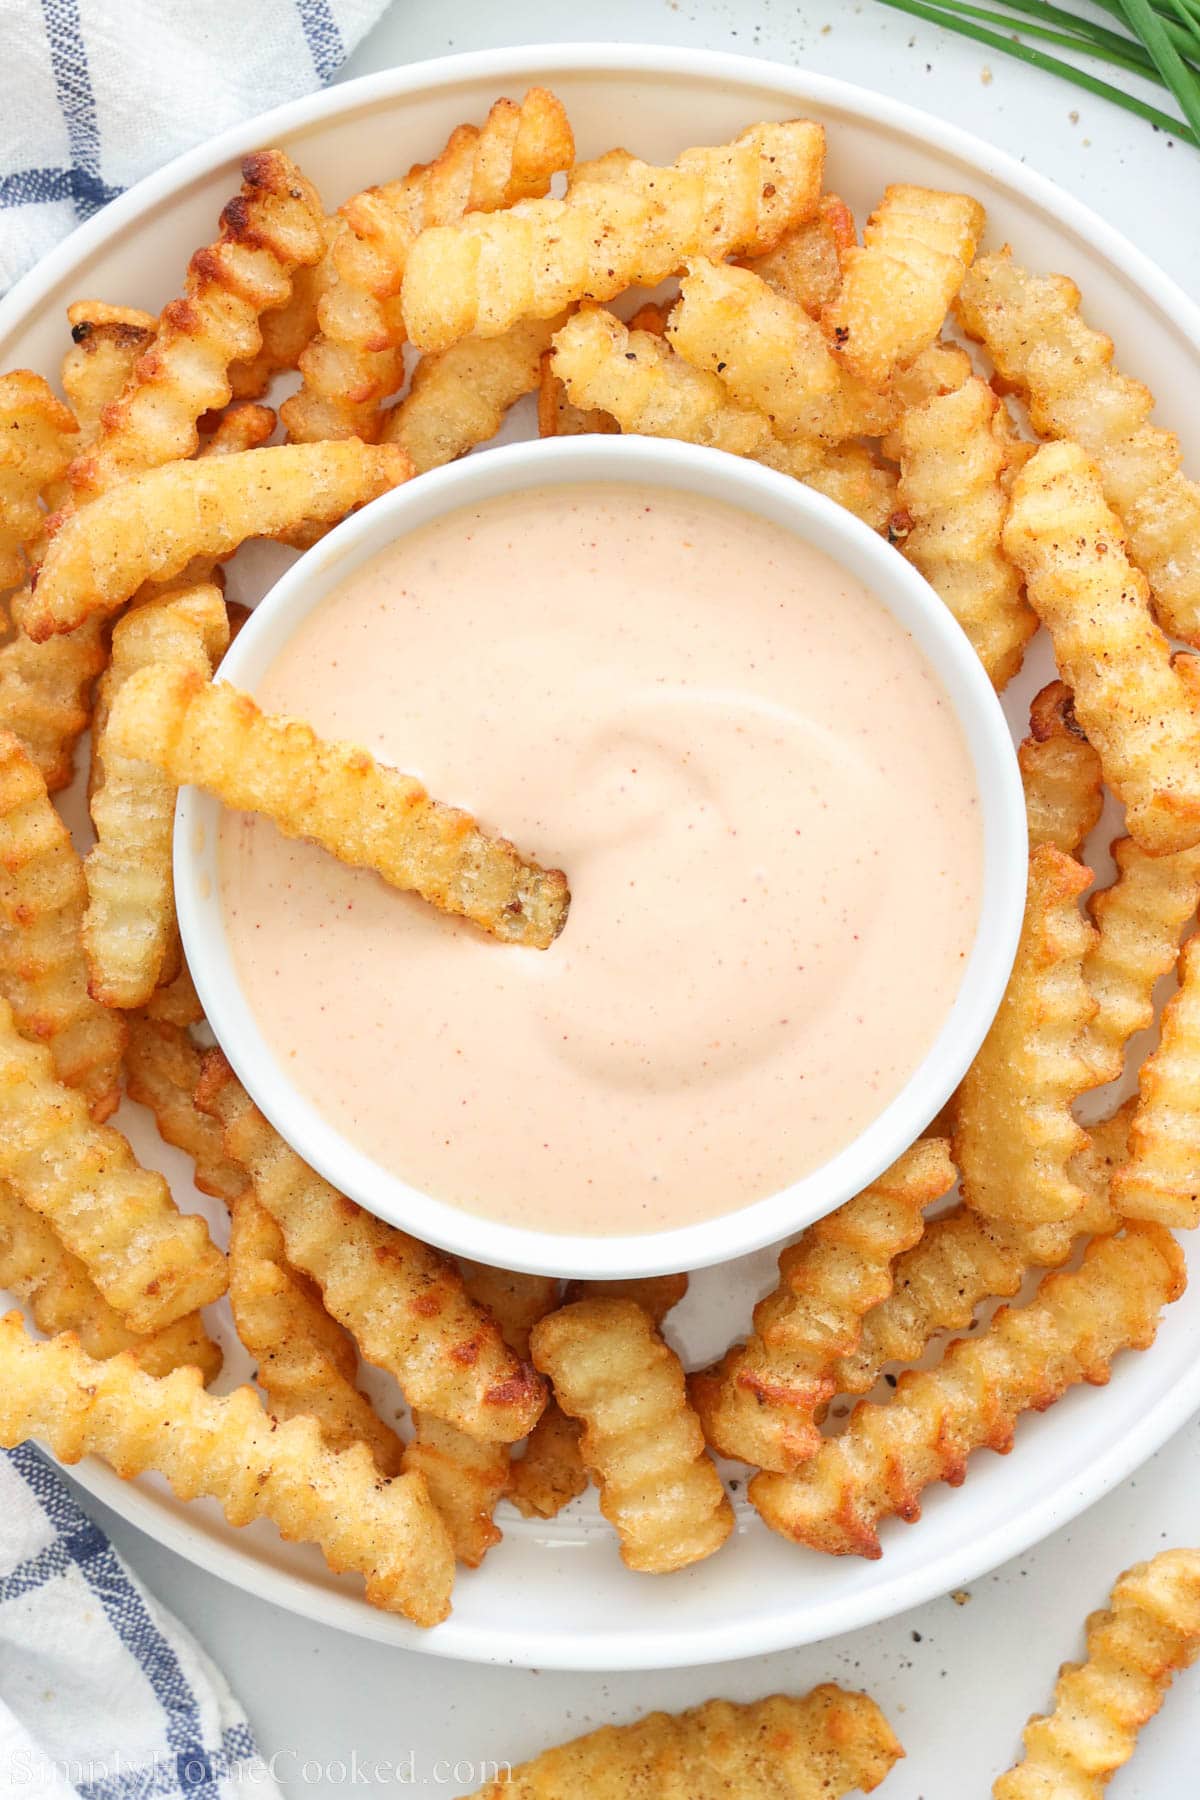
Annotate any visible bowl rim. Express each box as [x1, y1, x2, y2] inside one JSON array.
[[176, 433, 1027, 1278]]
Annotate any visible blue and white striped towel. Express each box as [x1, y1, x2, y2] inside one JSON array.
[[0, 0, 393, 293], [0, 1444, 280, 1800]]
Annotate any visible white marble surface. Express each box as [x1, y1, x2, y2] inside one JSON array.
[[77, 3, 1200, 1794]]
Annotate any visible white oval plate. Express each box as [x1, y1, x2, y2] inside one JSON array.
[[3, 44, 1199, 1672]]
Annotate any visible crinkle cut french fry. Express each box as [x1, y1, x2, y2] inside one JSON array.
[[228, 245, 331, 402], [564, 1272, 689, 1328], [1112, 935, 1200, 1229], [382, 313, 565, 472], [61, 304, 157, 440], [879, 340, 973, 464], [0, 1312, 454, 1625], [1003, 441, 1200, 857], [508, 1401, 589, 1521], [196, 400, 276, 456], [1019, 681, 1104, 857], [1083, 839, 1200, 1088], [691, 1140, 955, 1472], [284, 91, 574, 444], [954, 844, 1098, 1234], [401, 120, 826, 352], [109, 665, 569, 948], [516, 1273, 691, 1522], [822, 184, 985, 388], [531, 1298, 732, 1573], [994, 1549, 1200, 1800], [196, 1051, 545, 1441], [959, 249, 1200, 646], [19, 441, 411, 641], [0, 310, 150, 792], [537, 349, 619, 438], [550, 310, 895, 530], [739, 192, 855, 316], [0, 730, 125, 1119], [402, 1413, 510, 1568], [751, 1226, 1184, 1558], [229, 1189, 405, 1477], [669, 257, 893, 445], [0, 995, 225, 1332], [0, 1183, 221, 1382], [827, 1106, 1131, 1402], [0, 373, 78, 589], [143, 959, 204, 1027], [69, 151, 326, 501], [124, 1015, 247, 1202], [411, 1264, 560, 1563], [84, 583, 230, 1008], [459, 1263, 560, 1361], [894, 377, 1037, 689], [461, 1686, 903, 1800]]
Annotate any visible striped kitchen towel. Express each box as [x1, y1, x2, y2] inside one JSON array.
[[0, 1443, 280, 1800], [0, 0, 392, 293]]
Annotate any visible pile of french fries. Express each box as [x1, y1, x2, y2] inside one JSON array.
[[0, 80, 1199, 1787]]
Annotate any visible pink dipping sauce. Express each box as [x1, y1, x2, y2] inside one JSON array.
[[219, 484, 983, 1234]]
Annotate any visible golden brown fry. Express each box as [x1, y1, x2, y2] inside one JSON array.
[[828, 1106, 1132, 1402], [894, 377, 1037, 688], [402, 120, 826, 352], [959, 249, 1200, 645], [565, 1272, 690, 1327], [84, 583, 230, 1007], [284, 91, 574, 444], [823, 184, 985, 387], [382, 313, 564, 472], [954, 845, 1098, 1235], [1111, 935, 1200, 1228], [752, 1225, 1184, 1557], [0, 373, 78, 589], [0, 613, 107, 793], [669, 257, 892, 444], [197, 1050, 545, 1441], [20, 441, 411, 641], [409, 1264, 560, 1563], [124, 1014, 246, 1202], [61, 304, 157, 440], [1003, 441, 1200, 856], [0, 730, 125, 1118], [458, 1263, 560, 1361], [0, 1311, 454, 1625], [109, 665, 569, 948], [0, 309, 152, 791], [197, 400, 276, 456], [551, 309, 894, 529], [402, 1413, 510, 1569], [0, 1183, 220, 1381], [994, 1549, 1200, 1799], [1083, 839, 1200, 1087], [515, 1273, 691, 1522], [531, 1298, 732, 1573], [691, 1141, 955, 1472], [229, 1188, 404, 1477], [880, 340, 974, 464], [228, 249, 330, 401], [1020, 681, 1104, 857], [0, 995, 224, 1331], [70, 152, 325, 501], [143, 959, 204, 1027], [739, 191, 856, 316], [537, 349, 619, 438], [508, 1402, 589, 1521], [462, 1686, 902, 1799]]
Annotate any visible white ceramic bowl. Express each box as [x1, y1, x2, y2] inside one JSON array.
[[177, 434, 1026, 1278]]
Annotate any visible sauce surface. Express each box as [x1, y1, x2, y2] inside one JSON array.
[[220, 484, 983, 1234]]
